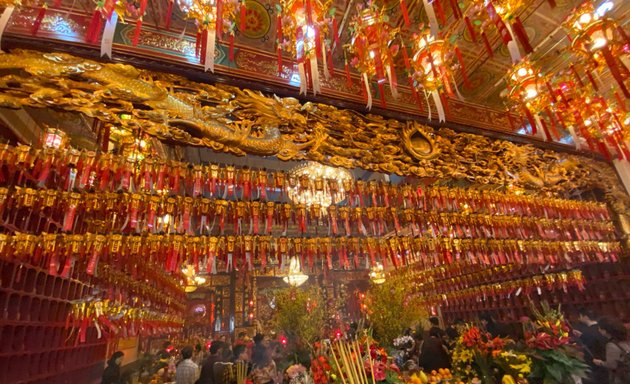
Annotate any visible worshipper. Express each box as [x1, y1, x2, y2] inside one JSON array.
[[102, 351, 124, 384], [176, 346, 200, 384], [250, 338, 277, 384], [573, 308, 608, 384], [197, 341, 227, 384], [593, 316, 630, 384]]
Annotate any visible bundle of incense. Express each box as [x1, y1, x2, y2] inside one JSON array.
[[236, 361, 247, 384], [327, 339, 375, 384]]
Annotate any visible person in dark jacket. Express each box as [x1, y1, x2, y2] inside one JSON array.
[[196, 341, 226, 384], [102, 351, 124, 384], [418, 328, 451, 372]]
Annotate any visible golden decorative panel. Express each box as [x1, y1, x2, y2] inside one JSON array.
[[0, 49, 628, 215]]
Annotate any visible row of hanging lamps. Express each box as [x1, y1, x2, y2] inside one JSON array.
[[562, 1, 630, 98], [344, 2, 400, 109], [277, 0, 335, 95]]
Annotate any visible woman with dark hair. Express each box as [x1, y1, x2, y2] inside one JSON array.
[[102, 351, 124, 384], [250, 341, 277, 384], [593, 316, 630, 384]]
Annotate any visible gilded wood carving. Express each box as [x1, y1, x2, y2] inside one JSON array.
[[0, 49, 628, 215]]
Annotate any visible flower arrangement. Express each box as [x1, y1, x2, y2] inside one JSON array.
[[287, 364, 314, 384], [525, 301, 588, 384], [451, 325, 530, 383], [393, 335, 414, 349]]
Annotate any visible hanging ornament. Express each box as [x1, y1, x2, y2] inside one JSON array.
[[277, 0, 335, 95], [345, 2, 400, 109], [465, 0, 531, 63], [504, 59, 551, 140], [562, 1, 630, 98], [410, 30, 468, 122], [179, 0, 240, 71]]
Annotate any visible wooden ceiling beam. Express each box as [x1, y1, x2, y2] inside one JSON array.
[[1, 34, 604, 160]]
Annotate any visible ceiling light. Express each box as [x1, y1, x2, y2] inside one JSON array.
[[282, 256, 309, 287]]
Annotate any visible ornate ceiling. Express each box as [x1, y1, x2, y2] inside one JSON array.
[[0, 0, 628, 148]]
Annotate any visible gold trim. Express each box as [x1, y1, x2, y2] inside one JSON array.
[[0, 49, 628, 215]]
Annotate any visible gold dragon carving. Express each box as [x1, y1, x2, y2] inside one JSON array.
[[0, 49, 628, 217]]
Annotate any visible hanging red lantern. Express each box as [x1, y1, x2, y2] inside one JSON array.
[[563, 1, 630, 98], [345, 2, 400, 109], [277, 0, 335, 95]]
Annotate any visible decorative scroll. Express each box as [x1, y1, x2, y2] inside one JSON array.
[[0, 50, 628, 215]]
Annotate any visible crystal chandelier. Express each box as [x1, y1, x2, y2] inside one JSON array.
[[282, 256, 308, 287], [369, 262, 385, 284], [562, 1, 629, 98], [287, 162, 353, 208], [181, 264, 208, 293]]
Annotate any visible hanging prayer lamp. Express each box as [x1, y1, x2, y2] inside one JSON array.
[[410, 30, 470, 122], [277, 0, 335, 95], [86, 0, 148, 47], [562, 1, 630, 98], [466, 0, 530, 63], [504, 59, 553, 139], [345, 3, 400, 109], [179, 0, 241, 72]]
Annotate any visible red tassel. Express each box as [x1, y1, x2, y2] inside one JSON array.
[[277, 48, 283, 74], [538, 117, 552, 141], [53, 0, 62, 6], [165, 0, 174, 30], [401, 42, 411, 70], [305, 0, 313, 24], [601, 46, 630, 98], [523, 107, 537, 135], [327, 47, 334, 75], [229, 34, 235, 61], [547, 0, 556, 8], [448, 0, 462, 19], [433, 0, 446, 25], [597, 141, 612, 160], [344, 61, 352, 87], [585, 71, 599, 91], [605, 135, 623, 160], [32, 4, 48, 36], [200, 30, 208, 65], [512, 17, 532, 53], [276, 15, 282, 74], [216, 0, 223, 37], [132, 18, 142, 46], [86, 10, 102, 43], [545, 109, 560, 140], [454, 46, 472, 88], [570, 64, 584, 87], [332, 18, 340, 46], [377, 82, 387, 108], [481, 32, 493, 57], [400, 0, 410, 27], [240, 1, 247, 32], [464, 16, 477, 42]]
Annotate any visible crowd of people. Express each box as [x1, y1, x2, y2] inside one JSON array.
[[101, 310, 630, 384], [399, 311, 630, 384]]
